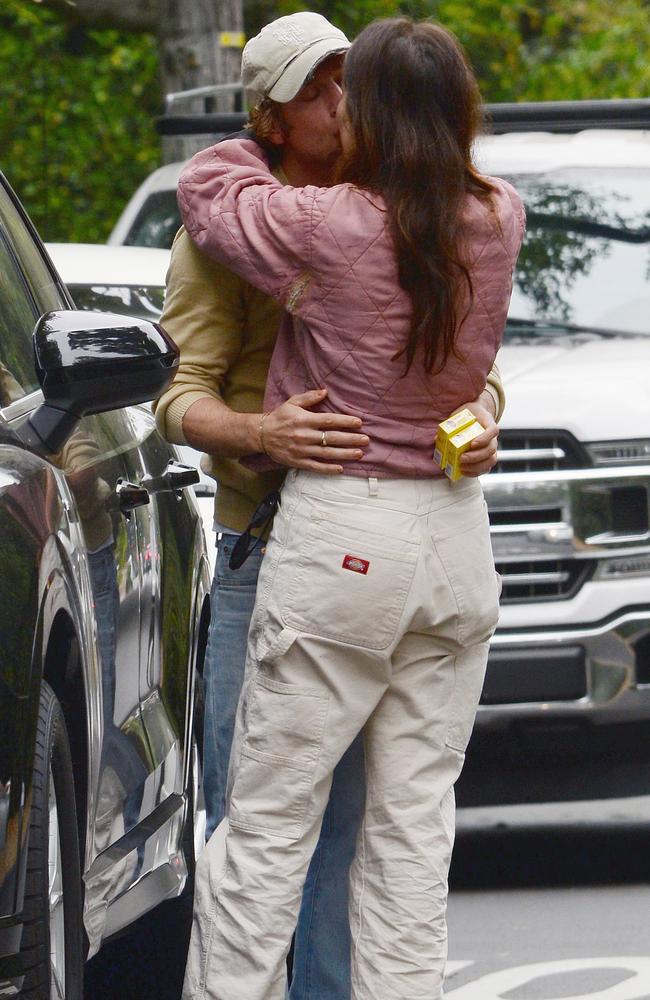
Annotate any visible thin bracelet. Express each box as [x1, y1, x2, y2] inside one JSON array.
[[258, 411, 271, 456]]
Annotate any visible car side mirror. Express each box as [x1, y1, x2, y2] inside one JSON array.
[[21, 310, 179, 452]]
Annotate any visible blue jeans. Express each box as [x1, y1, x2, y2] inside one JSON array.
[[202, 533, 365, 1000]]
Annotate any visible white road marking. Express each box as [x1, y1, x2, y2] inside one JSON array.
[[445, 957, 650, 998]]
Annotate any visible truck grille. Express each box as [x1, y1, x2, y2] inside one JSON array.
[[496, 558, 594, 602], [494, 430, 589, 474]]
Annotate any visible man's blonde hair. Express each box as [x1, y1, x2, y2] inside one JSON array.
[[247, 97, 289, 144]]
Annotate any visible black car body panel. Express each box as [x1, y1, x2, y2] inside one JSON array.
[[0, 172, 210, 992]]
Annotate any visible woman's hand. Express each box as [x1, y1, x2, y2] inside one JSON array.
[[458, 390, 500, 477]]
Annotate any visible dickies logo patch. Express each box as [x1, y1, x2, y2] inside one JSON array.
[[342, 554, 369, 575]]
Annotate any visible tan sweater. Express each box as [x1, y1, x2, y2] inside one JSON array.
[[154, 229, 506, 533]]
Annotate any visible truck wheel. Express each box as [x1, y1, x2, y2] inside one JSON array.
[[20, 681, 84, 999]]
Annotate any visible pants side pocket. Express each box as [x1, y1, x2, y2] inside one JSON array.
[[229, 631, 329, 840]]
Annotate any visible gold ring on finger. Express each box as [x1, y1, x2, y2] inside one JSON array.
[[321, 431, 328, 447]]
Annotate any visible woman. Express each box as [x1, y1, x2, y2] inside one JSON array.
[[180, 18, 524, 1000]]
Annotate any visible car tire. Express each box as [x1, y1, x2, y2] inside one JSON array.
[[20, 681, 84, 999]]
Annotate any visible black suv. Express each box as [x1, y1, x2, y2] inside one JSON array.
[[0, 173, 211, 997]]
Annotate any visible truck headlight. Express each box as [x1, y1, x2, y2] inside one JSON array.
[[586, 440, 650, 466]]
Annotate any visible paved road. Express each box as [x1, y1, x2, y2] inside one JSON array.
[[86, 799, 650, 998], [446, 799, 650, 998]]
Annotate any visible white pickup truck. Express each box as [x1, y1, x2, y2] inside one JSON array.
[[465, 110, 650, 807], [110, 99, 650, 807]]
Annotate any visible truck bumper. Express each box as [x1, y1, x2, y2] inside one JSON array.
[[458, 605, 650, 806]]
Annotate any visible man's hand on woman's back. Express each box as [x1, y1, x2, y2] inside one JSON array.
[[263, 388, 369, 474]]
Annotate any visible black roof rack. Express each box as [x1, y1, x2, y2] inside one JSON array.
[[157, 112, 247, 136], [485, 98, 650, 134], [155, 97, 650, 139], [164, 82, 244, 115], [157, 82, 246, 136]]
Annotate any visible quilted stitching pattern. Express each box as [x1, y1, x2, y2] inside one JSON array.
[[179, 139, 525, 478]]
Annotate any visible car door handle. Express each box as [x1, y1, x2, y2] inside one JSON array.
[[141, 460, 200, 499], [116, 478, 150, 515]]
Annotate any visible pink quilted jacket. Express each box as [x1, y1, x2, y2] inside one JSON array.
[[178, 138, 525, 478]]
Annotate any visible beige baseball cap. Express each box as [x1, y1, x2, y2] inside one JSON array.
[[241, 12, 350, 108]]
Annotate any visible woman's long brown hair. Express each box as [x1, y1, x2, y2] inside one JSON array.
[[337, 19, 494, 374]]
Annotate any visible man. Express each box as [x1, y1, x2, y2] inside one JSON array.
[[155, 13, 504, 998]]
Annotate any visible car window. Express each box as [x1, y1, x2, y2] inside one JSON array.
[[0, 230, 41, 403], [0, 188, 66, 319], [505, 167, 650, 338], [0, 186, 67, 404], [69, 283, 165, 321], [124, 191, 181, 250]]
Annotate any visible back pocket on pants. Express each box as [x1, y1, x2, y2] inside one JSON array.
[[431, 496, 499, 647], [281, 518, 418, 650]]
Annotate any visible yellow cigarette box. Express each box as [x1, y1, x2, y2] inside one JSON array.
[[444, 421, 485, 481], [434, 408, 476, 470]]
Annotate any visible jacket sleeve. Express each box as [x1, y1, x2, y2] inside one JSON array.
[[177, 138, 316, 308], [153, 227, 248, 444], [485, 360, 505, 421]]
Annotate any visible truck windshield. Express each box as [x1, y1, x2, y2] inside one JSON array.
[[504, 168, 650, 340], [124, 191, 181, 250]]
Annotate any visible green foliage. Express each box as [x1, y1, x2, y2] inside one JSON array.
[[2, 0, 649, 244], [438, 0, 650, 102], [249, 0, 650, 102], [0, 1, 160, 242]]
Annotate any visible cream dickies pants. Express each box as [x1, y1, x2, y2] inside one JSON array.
[[183, 471, 500, 1000]]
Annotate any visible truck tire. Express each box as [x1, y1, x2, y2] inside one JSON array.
[[20, 681, 84, 999]]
